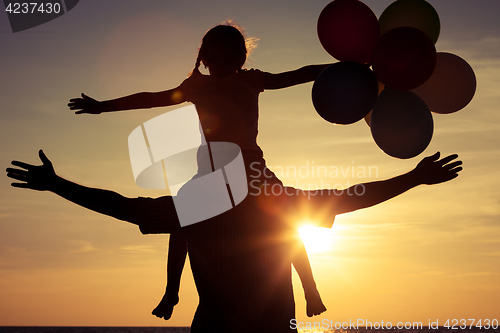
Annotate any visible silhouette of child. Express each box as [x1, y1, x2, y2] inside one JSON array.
[[68, 21, 334, 319]]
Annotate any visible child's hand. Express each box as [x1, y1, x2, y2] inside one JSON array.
[[412, 152, 463, 185], [68, 93, 102, 114]]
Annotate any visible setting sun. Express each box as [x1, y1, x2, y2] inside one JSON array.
[[298, 224, 333, 254]]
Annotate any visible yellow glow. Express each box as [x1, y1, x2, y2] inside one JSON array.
[[172, 90, 184, 103], [298, 224, 333, 254]]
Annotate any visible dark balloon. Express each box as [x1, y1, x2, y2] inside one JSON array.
[[312, 62, 379, 125], [372, 27, 436, 90], [371, 88, 433, 159], [379, 0, 440, 44], [317, 0, 380, 64]]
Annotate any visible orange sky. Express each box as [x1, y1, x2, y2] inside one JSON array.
[[0, 0, 499, 328]]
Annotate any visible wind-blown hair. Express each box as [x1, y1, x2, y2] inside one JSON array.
[[194, 20, 258, 73]]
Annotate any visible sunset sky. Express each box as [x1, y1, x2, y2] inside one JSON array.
[[1, 0, 499, 328]]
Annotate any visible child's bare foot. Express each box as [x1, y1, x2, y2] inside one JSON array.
[[305, 289, 327, 317], [152, 294, 179, 320]]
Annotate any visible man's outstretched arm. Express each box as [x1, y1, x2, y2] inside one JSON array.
[[332, 152, 463, 215], [6, 150, 179, 231]]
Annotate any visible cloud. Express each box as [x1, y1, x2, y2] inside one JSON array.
[[119, 245, 159, 254], [67, 240, 95, 253], [438, 37, 500, 62]]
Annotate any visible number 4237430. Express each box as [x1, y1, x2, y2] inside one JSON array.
[[444, 319, 498, 330], [5, 2, 62, 14]]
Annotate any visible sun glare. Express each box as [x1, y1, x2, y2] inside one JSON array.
[[298, 224, 333, 254]]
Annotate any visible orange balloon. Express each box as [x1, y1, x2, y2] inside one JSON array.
[[412, 52, 476, 114]]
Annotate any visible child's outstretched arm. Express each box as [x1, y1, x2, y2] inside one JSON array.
[[263, 64, 331, 90], [331, 152, 463, 215], [68, 87, 186, 114]]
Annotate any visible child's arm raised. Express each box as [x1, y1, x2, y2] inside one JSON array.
[[263, 64, 332, 90], [68, 88, 186, 114]]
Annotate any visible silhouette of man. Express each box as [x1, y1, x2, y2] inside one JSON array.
[[6, 150, 462, 332]]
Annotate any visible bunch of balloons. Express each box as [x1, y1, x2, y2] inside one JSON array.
[[312, 0, 476, 159]]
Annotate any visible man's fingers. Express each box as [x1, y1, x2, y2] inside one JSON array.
[[11, 182, 29, 188], [449, 166, 463, 174], [11, 160, 34, 170], [437, 154, 459, 166], [7, 172, 26, 182], [444, 161, 463, 171], [426, 151, 440, 161], [6, 168, 27, 176], [445, 173, 459, 182], [39, 150, 51, 165]]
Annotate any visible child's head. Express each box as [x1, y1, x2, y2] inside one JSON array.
[[195, 21, 257, 73]]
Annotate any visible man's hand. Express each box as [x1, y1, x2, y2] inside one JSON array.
[[6, 150, 57, 191], [68, 93, 102, 114], [412, 152, 463, 185]]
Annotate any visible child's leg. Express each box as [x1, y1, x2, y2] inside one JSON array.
[[292, 238, 326, 317], [152, 232, 188, 320], [165, 232, 188, 304]]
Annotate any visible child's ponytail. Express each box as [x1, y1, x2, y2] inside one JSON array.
[[195, 55, 202, 70], [190, 54, 202, 76]]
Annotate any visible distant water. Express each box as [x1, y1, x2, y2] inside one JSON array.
[[0, 329, 188, 333], [0, 328, 497, 333]]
